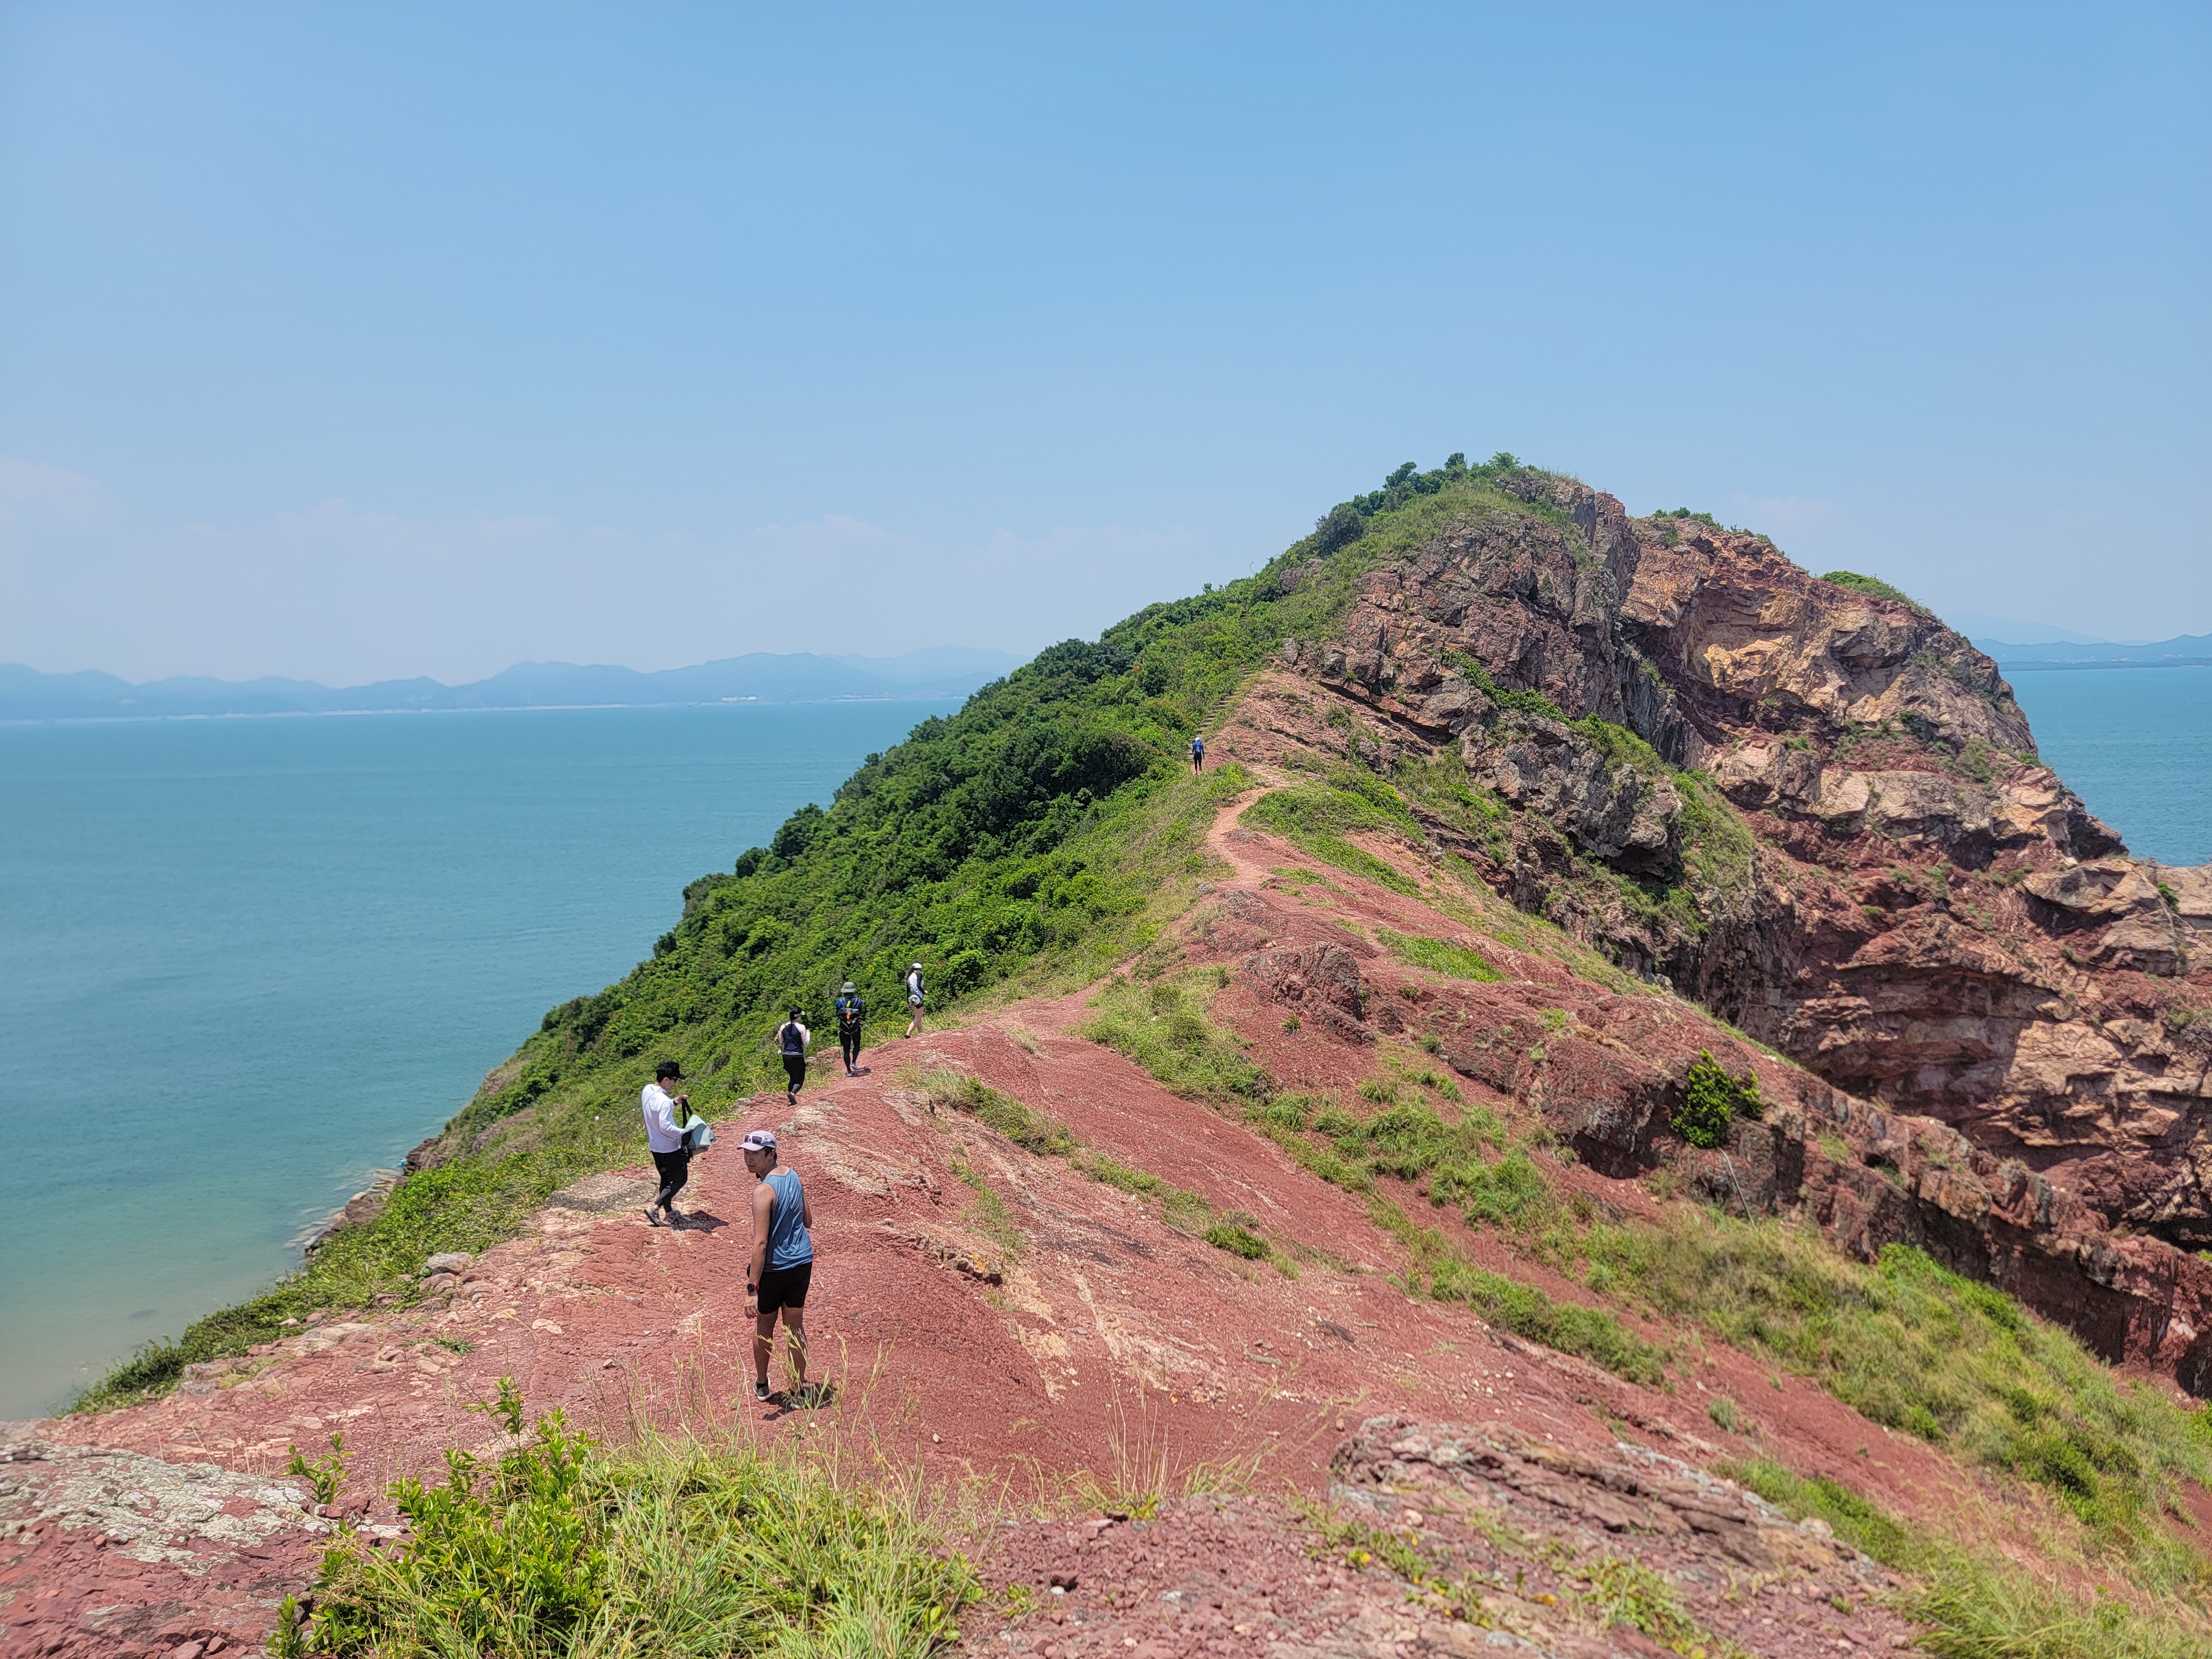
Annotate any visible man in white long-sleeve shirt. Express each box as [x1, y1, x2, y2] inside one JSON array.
[[641, 1059, 691, 1227]]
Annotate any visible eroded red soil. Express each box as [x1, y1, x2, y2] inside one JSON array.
[[0, 784, 2105, 1657]]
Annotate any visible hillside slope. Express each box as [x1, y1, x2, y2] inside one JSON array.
[[39, 454, 2212, 1658], [22, 776, 2210, 1657]]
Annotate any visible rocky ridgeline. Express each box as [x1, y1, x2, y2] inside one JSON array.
[[1234, 473, 2212, 1386]]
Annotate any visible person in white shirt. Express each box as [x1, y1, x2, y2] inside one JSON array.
[[641, 1059, 691, 1227], [903, 962, 926, 1038]]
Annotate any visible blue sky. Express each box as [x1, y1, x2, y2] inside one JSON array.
[[2, 2, 2205, 684]]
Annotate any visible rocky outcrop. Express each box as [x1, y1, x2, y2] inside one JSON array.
[[1251, 472, 2211, 1260], [0, 1433, 325, 1658]]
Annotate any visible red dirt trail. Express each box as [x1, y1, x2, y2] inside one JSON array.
[[0, 780, 2024, 1657]]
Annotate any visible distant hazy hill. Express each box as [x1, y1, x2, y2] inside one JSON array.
[[1977, 634, 2212, 669], [0, 648, 1020, 722]]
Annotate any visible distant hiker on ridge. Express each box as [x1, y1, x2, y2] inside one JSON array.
[[775, 1006, 811, 1105], [904, 962, 926, 1038], [833, 980, 866, 1075], [1190, 733, 1206, 774], [741, 1128, 813, 1404], [641, 1059, 691, 1227]]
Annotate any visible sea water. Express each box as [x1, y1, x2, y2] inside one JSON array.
[[0, 702, 942, 1417], [2007, 665, 2212, 868]]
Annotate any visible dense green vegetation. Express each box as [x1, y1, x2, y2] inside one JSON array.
[[276, 1380, 978, 1657]]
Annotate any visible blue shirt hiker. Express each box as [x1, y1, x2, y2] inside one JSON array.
[[741, 1128, 815, 1404]]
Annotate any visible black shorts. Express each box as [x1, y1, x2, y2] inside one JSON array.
[[783, 1054, 806, 1089], [755, 1261, 812, 1315]]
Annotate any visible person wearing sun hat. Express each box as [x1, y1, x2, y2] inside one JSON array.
[[741, 1128, 814, 1403], [903, 961, 926, 1038], [832, 980, 866, 1075]]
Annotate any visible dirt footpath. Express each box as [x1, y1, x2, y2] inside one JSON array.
[[5, 783, 2009, 1656]]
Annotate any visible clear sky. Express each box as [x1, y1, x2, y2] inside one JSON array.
[[2, 2, 2205, 685]]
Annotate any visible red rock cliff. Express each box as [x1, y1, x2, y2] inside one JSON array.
[[1268, 473, 2212, 1259]]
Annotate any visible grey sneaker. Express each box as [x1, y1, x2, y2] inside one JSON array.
[[753, 1379, 771, 1402]]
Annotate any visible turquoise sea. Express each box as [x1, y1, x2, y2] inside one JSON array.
[[0, 669, 2203, 1421], [2007, 665, 2212, 868], [0, 702, 945, 1418]]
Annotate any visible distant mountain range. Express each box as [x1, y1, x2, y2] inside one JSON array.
[[1973, 634, 2212, 670], [0, 646, 1022, 722]]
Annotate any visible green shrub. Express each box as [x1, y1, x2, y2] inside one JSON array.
[[1430, 1149, 1550, 1225], [1204, 1223, 1269, 1260], [1672, 1048, 1759, 1147], [295, 1380, 978, 1657]]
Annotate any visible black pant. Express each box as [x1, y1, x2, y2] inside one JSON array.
[[839, 1026, 861, 1070], [651, 1146, 691, 1209], [784, 1054, 806, 1095]]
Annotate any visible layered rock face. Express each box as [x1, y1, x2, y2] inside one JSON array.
[[1267, 474, 2212, 1250]]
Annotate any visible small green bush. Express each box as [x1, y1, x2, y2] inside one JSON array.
[[1204, 1223, 1269, 1260], [1672, 1049, 1760, 1147], [296, 1380, 978, 1656]]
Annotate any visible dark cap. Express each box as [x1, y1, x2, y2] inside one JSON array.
[[655, 1060, 684, 1081]]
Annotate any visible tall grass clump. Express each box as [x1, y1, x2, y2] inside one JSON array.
[[1079, 973, 1272, 1108], [1240, 785, 1422, 895], [1375, 926, 1503, 983], [1586, 1212, 2212, 1584], [280, 1381, 978, 1658], [1723, 1458, 2212, 1659], [911, 1068, 1074, 1156]]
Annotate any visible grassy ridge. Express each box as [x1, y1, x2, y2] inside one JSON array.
[[82, 457, 1572, 1408]]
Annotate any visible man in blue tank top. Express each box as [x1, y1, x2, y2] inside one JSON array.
[[740, 1128, 814, 1403]]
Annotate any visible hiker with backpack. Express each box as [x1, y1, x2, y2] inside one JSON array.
[[902, 962, 926, 1038], [775, 1007, 811, 1104], [833, 980, 866, 1075], [1190, 733, 1206, 773]]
